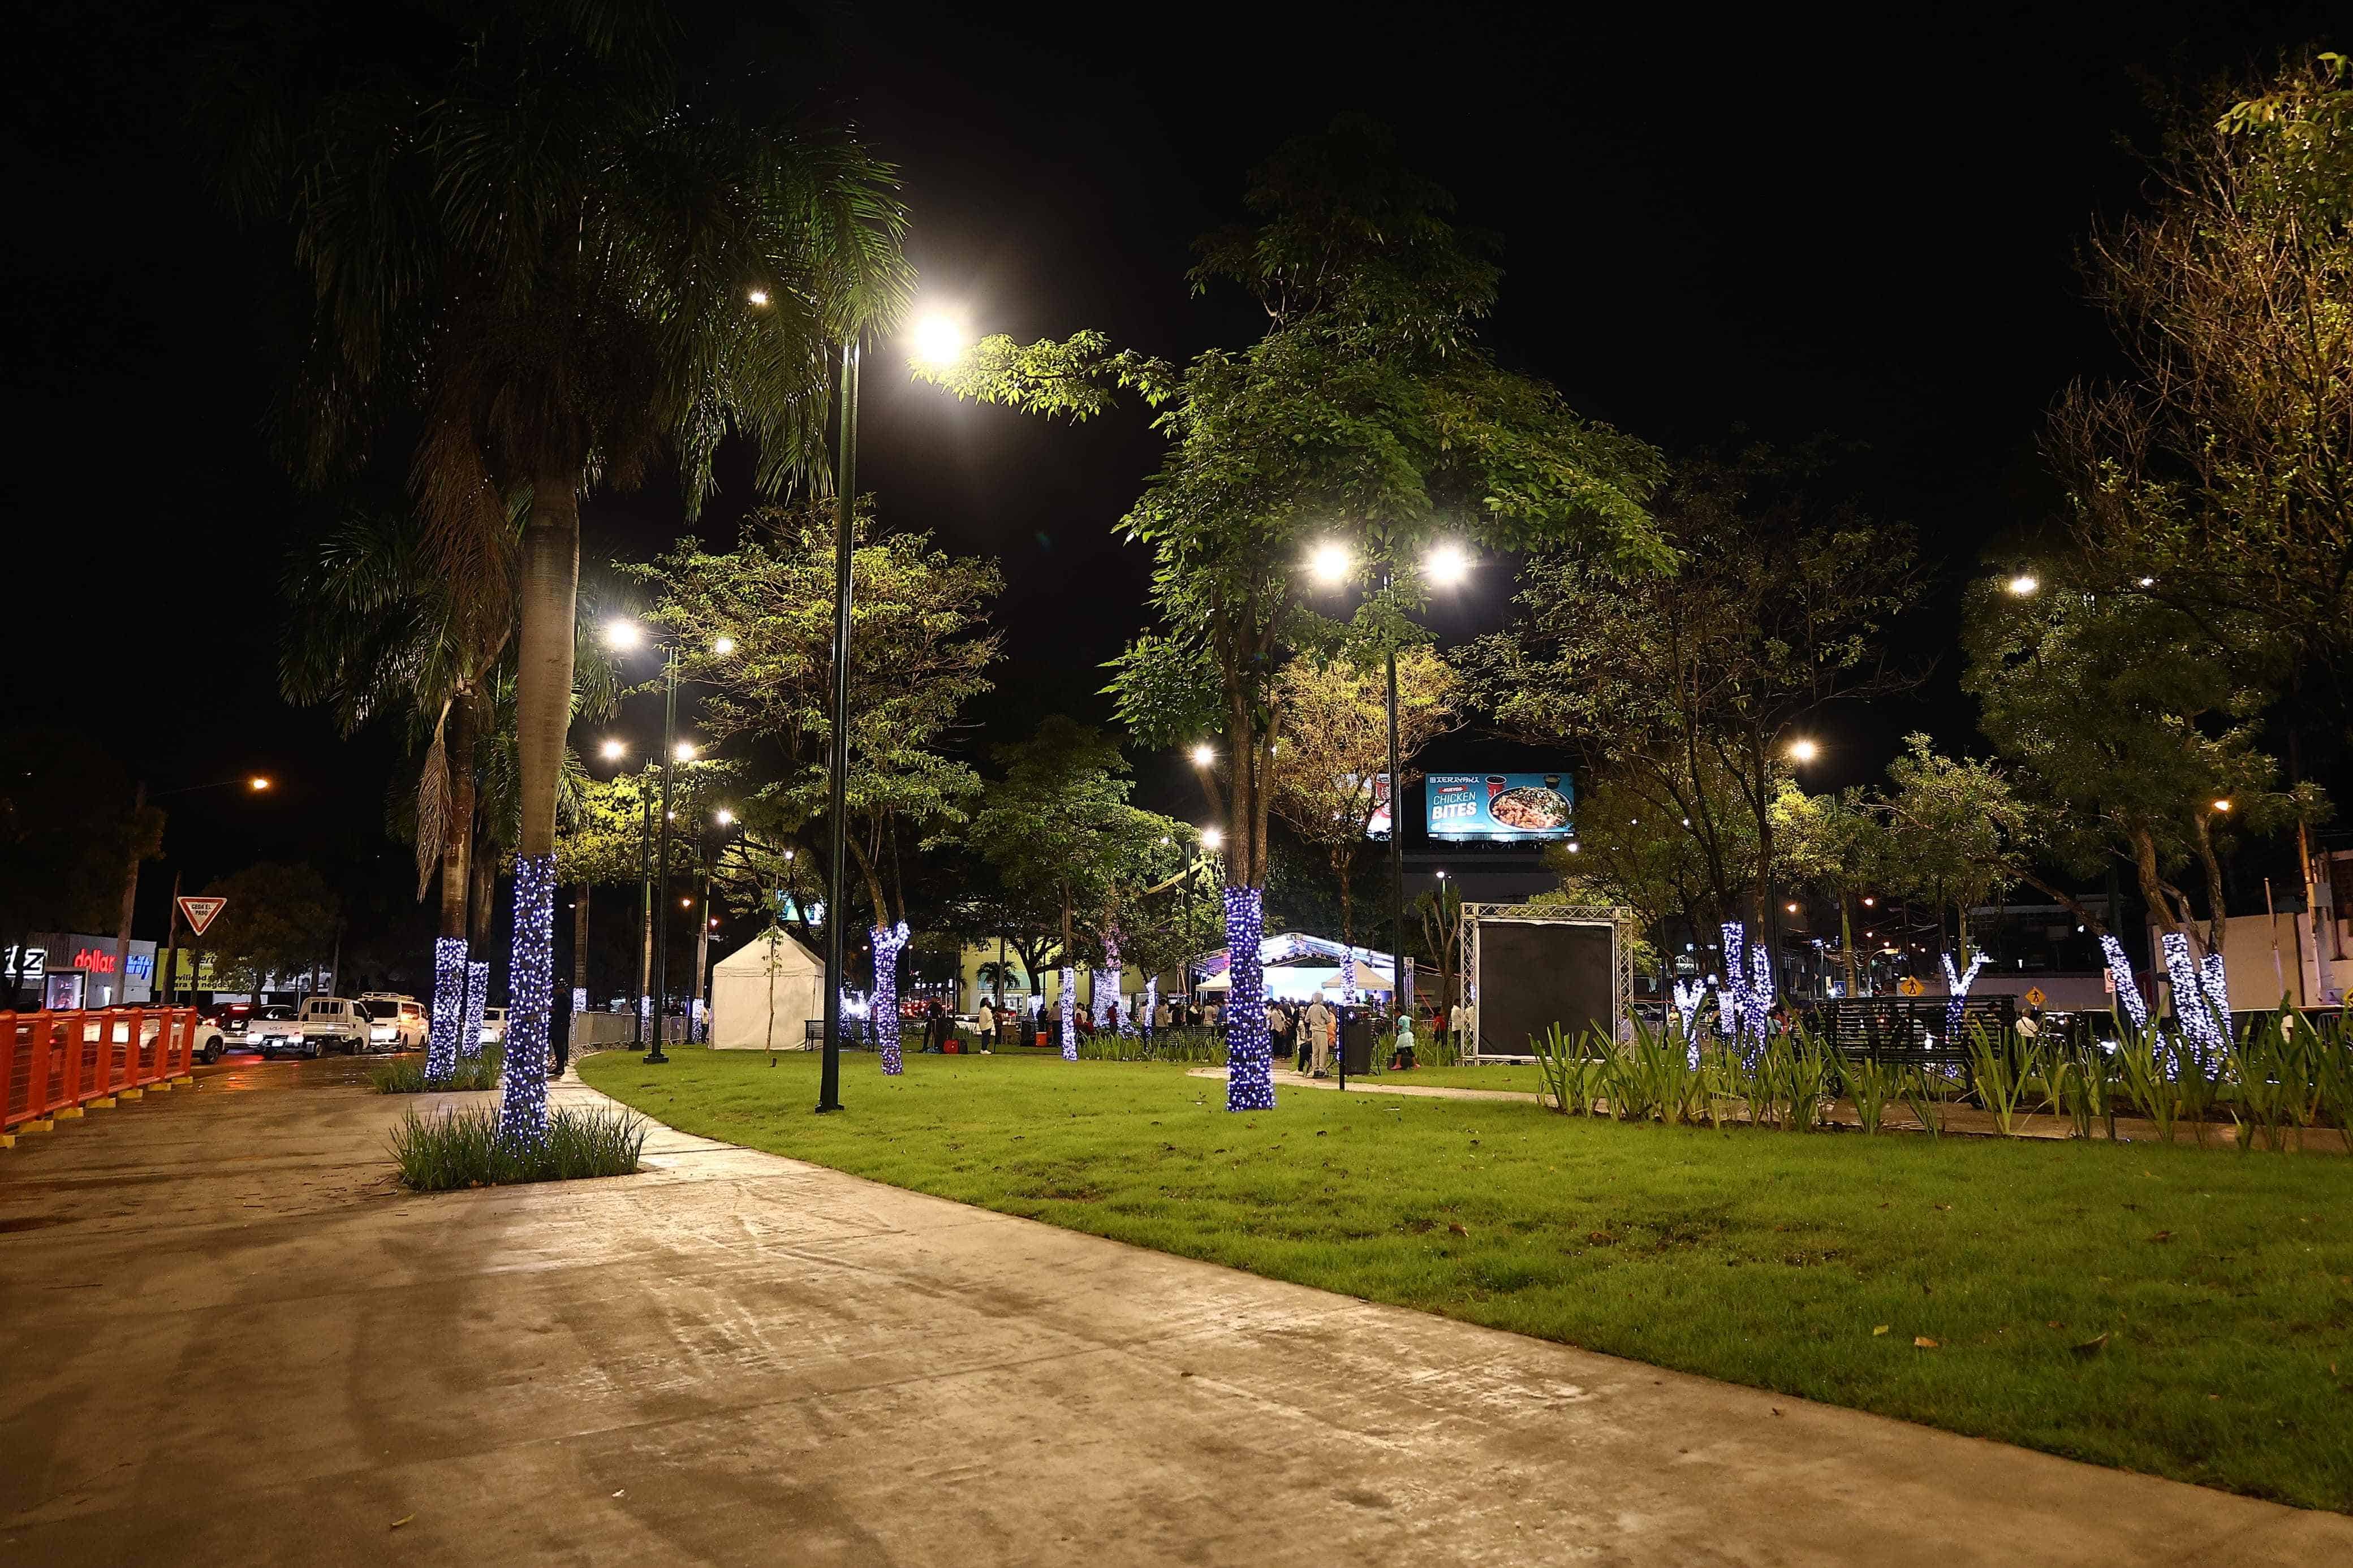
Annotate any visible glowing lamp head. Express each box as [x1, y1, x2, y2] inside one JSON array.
[[2005, 573, 2040, 597], [682, 897, 693, 909], [600, 739, 626, 762], [674, 742, 697, 763], [2213, 798, 2233, 813], [248, 776, 272, 792], [1308, 541, 1352, 584], [711, 636, 735, 656], [1423, 542, 1471, 586], [1200, 827, 1225, 850], [605, 619, 643, 651], [1566, 840, 1582, 854], [715, 809, 734, 826], [1189, 744, 1215, 768], [1786, 902, 1799, 914], [1788, 738, 1819, 763], [747, 288, 770, 307], [911, 315, 969, 366]]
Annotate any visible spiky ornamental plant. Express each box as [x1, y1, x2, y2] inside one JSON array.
[[213, 2, 910, 1137]]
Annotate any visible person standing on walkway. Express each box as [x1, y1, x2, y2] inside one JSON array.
[[1305, 995, 1336, 1078]]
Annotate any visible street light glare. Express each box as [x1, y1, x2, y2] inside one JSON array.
[[2213, 798, 2233, 813], [1189, 744, 1215, 768], [711, 636, 736, 656], [1200, 827, 1225, 850], [675, 742, 697, 762], [1423, 542, 1470, 586], [1789, 738, 1819, 763], [747, 288, 770, 307], [248, 776, 272, 792], [605, 619, 642, 650], [911, 315, 969, 366], [716, 809, 734, 826], [2006, 573, 2040, 597], [1309, 541, 1352, 584]]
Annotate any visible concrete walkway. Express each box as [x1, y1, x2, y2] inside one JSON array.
[[3, 1052, 2348, 1566]]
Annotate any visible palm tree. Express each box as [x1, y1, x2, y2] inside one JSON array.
[[216, 2, 911, 1137], [284, 507, 621, 1076]]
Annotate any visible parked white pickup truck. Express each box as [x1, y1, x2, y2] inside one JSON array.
[[256, 997, 373, 1059]]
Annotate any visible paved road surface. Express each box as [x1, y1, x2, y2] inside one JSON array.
[[2, 1051, 2347, 1566]]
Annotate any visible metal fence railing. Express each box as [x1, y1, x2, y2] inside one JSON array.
[[1817, 996, 2020, 1070], [3, 1007, 200, 1139]]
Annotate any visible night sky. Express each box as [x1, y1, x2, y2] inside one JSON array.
[[7, 1, 2345, 953]]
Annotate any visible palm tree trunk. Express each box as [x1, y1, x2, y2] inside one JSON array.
[[498, 471, 581, 1144], [426, 694, 478, 1083], [572, 883, 592, 1007]]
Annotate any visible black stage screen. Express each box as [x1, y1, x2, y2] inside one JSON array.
[[1475, 919, 1616, 1055]]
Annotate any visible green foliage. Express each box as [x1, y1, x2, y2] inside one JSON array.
[[372, 1048, 503, 1094], [971, 717, 1175, 965], [1962, 565, 2321, 948], [915, 119, 1662, 886], [1075, 1027, 1227, 1065], [193, 862, 341, 991], [387, 1102, 648, 1190], [632, 500, 1001, 929], [1470, 443, 1922, 930]]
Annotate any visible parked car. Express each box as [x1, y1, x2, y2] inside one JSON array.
[[226, 1005, 294, 1051], [189, 1014, 231, 1064], [479, 1007, 507, 1047], [360, 994, 430, 1051], [257, 997, 372, 1059]]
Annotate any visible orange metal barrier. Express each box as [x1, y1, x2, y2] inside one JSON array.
[[2, 1007, 198, 1138]]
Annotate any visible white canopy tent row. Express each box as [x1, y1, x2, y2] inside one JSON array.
[[710, 928, 828, 1051]]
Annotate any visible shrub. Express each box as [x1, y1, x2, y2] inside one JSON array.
[[387, 1102, 648, 1190], [371, 1048, 505, 1094], [1074, 1026, 1227, 1064]]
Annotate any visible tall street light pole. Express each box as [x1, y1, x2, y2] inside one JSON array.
[[817, 336, 859, 1115], [756, 293, 970, 1113], [648, 649, 682, 1065]]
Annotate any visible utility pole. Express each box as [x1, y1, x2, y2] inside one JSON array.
[[649, 649, 678, 1065]]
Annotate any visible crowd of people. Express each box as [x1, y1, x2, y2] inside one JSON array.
[[927, 989, 1483, 1067]]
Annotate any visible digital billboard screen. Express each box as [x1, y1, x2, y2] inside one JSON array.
[[1426, 772, 1575, 841]]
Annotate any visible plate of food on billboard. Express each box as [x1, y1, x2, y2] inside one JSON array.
[[1426, 772, 1575, 841]]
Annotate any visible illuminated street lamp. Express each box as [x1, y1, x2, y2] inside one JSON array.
[[601, 739, 627, 762], [2006, 573, 2040, 597], [1788, 738, 1819, 764], [1190, 743, 1216, 768], [911, 315, 970, 366], [605, 621, 732, 1064], [753, 289, 980, 1106]]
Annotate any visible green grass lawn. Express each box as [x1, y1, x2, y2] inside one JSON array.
[[582, 1047, 2353, 1511]]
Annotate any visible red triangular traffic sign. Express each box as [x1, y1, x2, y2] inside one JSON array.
[[178, 896, 227, 936]]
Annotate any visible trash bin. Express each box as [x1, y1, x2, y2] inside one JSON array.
[[1339, 1015, 1376, 1076]]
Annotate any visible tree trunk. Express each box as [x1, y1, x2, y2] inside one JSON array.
[[469, 853, 494, 953], [1335, 848, 1356, 999], [440, 693, 477, 940], [573, 883, 591, 1007], [498, 469, 581, 1144]]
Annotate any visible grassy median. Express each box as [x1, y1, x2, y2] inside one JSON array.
[[581, 1047, 2353, 1511]]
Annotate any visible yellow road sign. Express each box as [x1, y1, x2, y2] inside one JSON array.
[[2024, 985, 2046, 1009], [1898, 975, 1924, 997]]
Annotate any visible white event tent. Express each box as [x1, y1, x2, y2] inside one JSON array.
[[710, 928, 828, 1051]]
